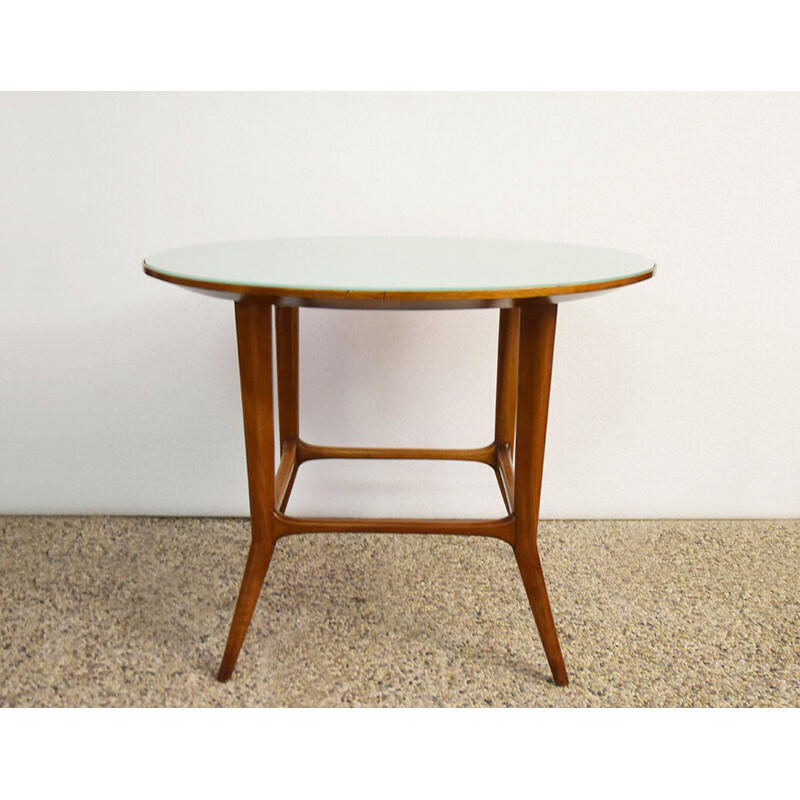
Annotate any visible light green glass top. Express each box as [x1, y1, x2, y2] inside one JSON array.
[[143, 237, 654, 297]]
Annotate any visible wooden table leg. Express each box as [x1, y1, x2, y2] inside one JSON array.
[[275, 306, 299, 449], [495, 307, 520, 458], [217, 299, 276, 682], [514, 302, 568, 686]]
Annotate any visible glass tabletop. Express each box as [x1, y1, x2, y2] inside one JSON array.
[[143, 237, 655, 299]]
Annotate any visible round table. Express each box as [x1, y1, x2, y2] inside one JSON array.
[[144, 237, 655, 686]]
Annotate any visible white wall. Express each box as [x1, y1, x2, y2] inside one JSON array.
[[1, 92, 798, 517]]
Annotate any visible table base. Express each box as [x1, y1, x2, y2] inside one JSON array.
[[217, 301, 568, 687]]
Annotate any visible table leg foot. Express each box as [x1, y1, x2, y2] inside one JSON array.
[[217, 540, 274, 682], [515, 544, 568, 686]]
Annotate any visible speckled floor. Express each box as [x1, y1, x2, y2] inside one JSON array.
[[1, 517, 798, 707]]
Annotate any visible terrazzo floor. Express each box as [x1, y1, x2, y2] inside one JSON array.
[[1, 517, 798, 707]]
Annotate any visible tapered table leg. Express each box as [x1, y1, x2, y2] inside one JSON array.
[[218, 299, 276, 682], [514, 302, 568, 686]]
